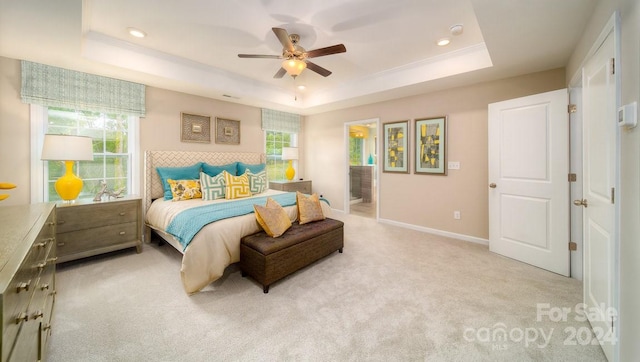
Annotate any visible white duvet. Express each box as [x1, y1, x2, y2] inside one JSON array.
[[145, 190, 331, 294]]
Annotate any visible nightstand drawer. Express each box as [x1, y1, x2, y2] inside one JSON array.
[[269, 180, 312, 194], [57, 221, 139, 256], [57, 200, 138, 233]]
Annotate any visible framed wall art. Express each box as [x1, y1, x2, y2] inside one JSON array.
[[215, 117, 241, 145], [415, 116, 447, 175], [180, 112, 211, 143], [383, 120, 409, 173]]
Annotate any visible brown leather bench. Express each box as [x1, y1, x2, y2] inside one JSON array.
[[240, 218, 344, 293]]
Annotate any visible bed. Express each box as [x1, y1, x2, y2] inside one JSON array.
[[143, 150, 331, 294]]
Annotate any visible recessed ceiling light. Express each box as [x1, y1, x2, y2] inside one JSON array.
[[437, 38, 450, 46], [127, 27, 146, 38], [297, 85, 306, 90]]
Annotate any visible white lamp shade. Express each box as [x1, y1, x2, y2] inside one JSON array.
[[41, 134, 94, 161], [281, 147, 299, 160]]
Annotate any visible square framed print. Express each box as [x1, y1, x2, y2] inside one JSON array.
[[215, 117, 240, 145], [180, 112, 211, 143], [415, 116, 447, 175], [383, 120, 409, 173]]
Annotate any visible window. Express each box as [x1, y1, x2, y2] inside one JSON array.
[[32, 105, 139, 202], [265, 130, 297, 181], [349, 137, 364, 166]]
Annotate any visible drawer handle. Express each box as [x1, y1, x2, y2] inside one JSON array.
[[57, 242, 65, 246], [57, 220, 65, 225], [36, 262, 47, 270], [48, 257, 58, 263], [43, 323, 52, 331], [15, 312, 28, 324], [17, 281, 30, 293], [119, 231, 126, 235], [34, 242, 47, 248], [41, 283, 50, 291], [47, 221, 55, 226], [119, 212, 126, 216], [32, 310, 44, 320]]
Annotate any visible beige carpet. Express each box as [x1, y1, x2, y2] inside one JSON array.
[[47, 213, 606, 361]]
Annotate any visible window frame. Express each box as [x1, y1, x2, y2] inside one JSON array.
[[30, 104, 140, 203]]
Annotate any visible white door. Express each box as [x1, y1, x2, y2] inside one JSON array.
[[580, 29, 617, 361], [488, 89, 569, 276]]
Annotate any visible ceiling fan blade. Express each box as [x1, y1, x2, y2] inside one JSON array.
[[306, 44, 346, 58], [273, 67, 287, 79], [238, 54, 282, 59], [305, 61, 332, 77], [272, 27, 295, 52]]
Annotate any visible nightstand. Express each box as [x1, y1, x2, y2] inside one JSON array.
[[55, 196, 142, 263], [269, 180, 312, 194]]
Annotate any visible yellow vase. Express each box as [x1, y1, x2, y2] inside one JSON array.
[[55, 161, 84, 201]]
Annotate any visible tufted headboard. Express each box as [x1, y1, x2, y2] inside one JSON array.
[[143, 150, 266, 212]]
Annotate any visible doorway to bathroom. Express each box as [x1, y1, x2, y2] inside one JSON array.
[[344, 118, 379, 219]]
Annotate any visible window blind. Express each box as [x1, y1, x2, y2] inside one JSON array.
[[21, 61, 146, 117], [261, 108, 300, 133]]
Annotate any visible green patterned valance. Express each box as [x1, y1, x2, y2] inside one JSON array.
[[261, 108, 300, 133], [21, 61, 146, 117]]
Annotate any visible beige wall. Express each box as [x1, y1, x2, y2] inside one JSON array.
[[567, 0, 640, 360], [139, 87, 268, 189], [0, 57, 30, 205], [305, 68, 566, 240]]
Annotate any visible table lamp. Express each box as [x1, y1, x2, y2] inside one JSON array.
[[281, 147, 299, 181], [41, 134, 94, 202]]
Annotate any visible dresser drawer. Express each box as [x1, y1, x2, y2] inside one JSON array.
[[57, 221, 139, 256], [57, 200, 138, 233]]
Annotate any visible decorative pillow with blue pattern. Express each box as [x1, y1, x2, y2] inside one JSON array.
[[199, 172, 226, 200], [246, 170, 267, 195]]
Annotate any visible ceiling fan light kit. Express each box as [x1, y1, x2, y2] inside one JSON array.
[[282, 58, 306, 77]]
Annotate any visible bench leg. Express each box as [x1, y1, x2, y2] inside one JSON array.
[[241, 271, 247, 277], [339, 248, 343, 253], [263, 285, 269, 293]]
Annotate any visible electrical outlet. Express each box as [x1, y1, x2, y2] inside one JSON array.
[[448, 161, 461, 170], [454, 211, 461, 220]]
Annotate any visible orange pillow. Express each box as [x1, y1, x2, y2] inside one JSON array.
[[254, 198, 291, 237], [296, 191, 325, 224]]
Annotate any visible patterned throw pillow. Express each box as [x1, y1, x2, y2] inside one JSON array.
[[246, 170, 267, 194], [167, 179, 202, 201], [199, 172, 225, 200], [156, 162, 202, 200], [223, 171, 252, 200], [254, 198, 292, 237], [296, 191, 325, 224]]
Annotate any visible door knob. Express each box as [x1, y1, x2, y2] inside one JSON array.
[[489, 183, 497, 189], [573, 199, 588, 207]]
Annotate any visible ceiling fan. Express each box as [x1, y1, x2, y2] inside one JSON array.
[[238, 27, 346, 79]]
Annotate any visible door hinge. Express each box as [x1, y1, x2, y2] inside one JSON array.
[[568, 173, 577, 182], [610, 58, 615, 75], [611, 188, 615, 204], [568, 104, 577, 113], [569, 241, 577, 251]]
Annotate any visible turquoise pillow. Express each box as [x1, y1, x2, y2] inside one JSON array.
[[237, 162, 265, 175], [156, 163, 202, 200], [202, 162, 237, 177]]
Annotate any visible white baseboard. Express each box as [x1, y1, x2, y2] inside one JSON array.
[[377, 218, 489, 246]]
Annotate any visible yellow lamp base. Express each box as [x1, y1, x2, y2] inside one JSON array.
[[285, 160, 295, 181], [55, 160, 84, 201]]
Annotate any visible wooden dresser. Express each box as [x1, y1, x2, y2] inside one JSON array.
[[269, 180, 312, 194], [0, 203, 56, 362], [55, 196, 142, 263]]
